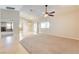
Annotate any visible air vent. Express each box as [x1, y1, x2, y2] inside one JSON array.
[[6, 7, 15, 10]]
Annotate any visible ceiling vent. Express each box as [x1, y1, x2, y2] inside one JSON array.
[[6, 7, 15, 10]]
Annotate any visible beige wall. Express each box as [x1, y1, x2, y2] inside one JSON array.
[[39, 6, 79, 40]]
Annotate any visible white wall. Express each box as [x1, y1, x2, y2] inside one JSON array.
[[0, 9, 19, 41], [22, 20, 30, 38], [22, 18, 35, 38], [38, 6, 79, 40]]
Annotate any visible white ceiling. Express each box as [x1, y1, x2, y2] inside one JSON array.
[[0, 5, 23, 10], [0, 5, 57, 15], [0, 5, 78, 21], [21, 5, 56, 16]]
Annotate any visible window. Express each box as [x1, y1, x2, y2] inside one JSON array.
[[33, 23, 37, 34], [40, 21, 50, 28]]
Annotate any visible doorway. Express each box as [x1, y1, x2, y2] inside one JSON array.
[[19, 18, 36, 41]]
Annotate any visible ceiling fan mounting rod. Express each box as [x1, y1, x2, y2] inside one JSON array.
[[45, 5, 48, 14], [45, 5, 48, 7]]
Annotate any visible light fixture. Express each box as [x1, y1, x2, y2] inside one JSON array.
[[44, 14, 48, 17]]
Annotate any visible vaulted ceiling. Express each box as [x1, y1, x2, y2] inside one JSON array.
[[0, 5, 58, 16], [0, 5, 79, 21]]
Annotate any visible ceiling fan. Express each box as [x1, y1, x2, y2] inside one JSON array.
[[44, 5, 55, 17]]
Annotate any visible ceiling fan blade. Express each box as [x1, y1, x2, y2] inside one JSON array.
[[45, 5, 48, 14], [48, 14, 54, 16], [49, 11, 55, 14], [50, 11, 55, 13]]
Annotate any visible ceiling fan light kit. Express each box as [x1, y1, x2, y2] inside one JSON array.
[[44, 14, 48, 17]]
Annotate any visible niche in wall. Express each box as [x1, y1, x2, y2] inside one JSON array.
[[1, 22, 13, 32]]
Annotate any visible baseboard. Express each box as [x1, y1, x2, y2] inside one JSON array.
[[47, 33, 79, 40]]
